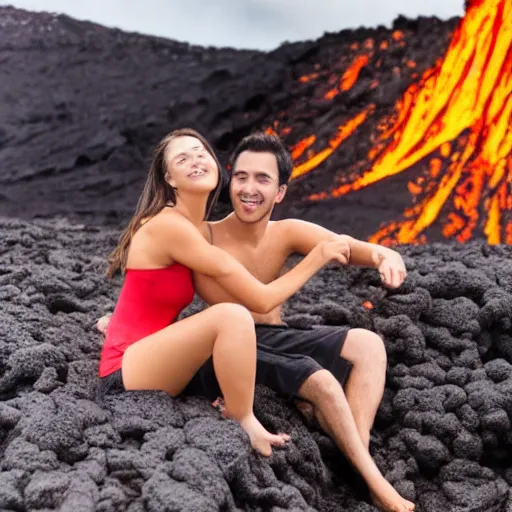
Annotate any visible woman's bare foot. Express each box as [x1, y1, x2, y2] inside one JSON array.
[[214, 402, 289, 456], [96, 314, 112, 335], [238, 413, 290, 456], [370, 482, 415, 512]]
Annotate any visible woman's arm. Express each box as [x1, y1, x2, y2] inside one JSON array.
[[153, 214, 349, 314]]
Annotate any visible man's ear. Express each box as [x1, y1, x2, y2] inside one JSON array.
[[275, 184, 288, 204]]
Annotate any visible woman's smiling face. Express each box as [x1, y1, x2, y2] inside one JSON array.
[[164, 135, 219, 193]]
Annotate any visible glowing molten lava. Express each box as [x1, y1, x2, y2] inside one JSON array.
[[288, 0, 512, 244], [324, 55, 369, 100], [291, 106, 374, 179]]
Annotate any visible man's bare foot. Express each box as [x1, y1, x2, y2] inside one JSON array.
[[238, 413, 290, 457], [96, 314, 112, 335], [370, 482, 415, 512]]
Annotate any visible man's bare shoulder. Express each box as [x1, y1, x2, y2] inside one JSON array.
[[270, 218, 341, 256], [273, 218, 339, 236], [274, 218, 313, 228], [265, 220, 298, 250], [270, 218, 306, 237]]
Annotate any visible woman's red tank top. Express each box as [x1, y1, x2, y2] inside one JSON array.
[[98, 264, 195, 377]]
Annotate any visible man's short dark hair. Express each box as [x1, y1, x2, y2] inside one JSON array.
[[229, 132, 293, 186]]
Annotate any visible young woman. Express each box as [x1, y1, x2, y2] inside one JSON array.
[[98, 128, 349, 456]]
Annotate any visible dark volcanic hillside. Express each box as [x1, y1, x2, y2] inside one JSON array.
[[0, 6, 289, 223], [0, 5, 461, 236]]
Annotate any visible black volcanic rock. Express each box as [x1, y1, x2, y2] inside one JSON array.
[[1, 216, 512, 511]]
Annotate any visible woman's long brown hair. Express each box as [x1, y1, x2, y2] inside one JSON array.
[[106, 128, 225, 278]]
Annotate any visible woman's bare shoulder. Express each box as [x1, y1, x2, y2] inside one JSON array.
[[143, 208, 187, 234], [128, 210, 190, 267]]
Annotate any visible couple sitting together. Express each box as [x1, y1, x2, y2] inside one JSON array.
[[97, 128, 414, 512]]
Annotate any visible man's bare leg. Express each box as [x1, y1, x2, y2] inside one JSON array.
[[297, 370, 414, 512], [298, 328, 387, 448], [341, 328, 387, 449]]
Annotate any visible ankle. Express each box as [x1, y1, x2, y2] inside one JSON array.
[[227, 408, 254, 424]]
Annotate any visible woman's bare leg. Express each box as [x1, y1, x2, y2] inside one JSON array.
[[121, 303, 288, 456]]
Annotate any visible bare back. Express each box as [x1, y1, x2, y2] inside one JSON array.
[[194, 218, 292, 324]]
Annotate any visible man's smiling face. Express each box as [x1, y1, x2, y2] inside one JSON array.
[[230, 151, 287, 224]]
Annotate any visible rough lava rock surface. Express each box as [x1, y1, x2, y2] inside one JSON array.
[[1, 216, 511, 511]]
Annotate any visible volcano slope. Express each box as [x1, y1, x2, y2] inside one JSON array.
[[1, 216, 511, 512], [0, 5, 458, 238]]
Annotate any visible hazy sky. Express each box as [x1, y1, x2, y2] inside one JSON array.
[[3, 0, 464, 50]]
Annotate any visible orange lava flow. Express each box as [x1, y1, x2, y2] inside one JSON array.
[[310, 0, 512, 244], [291, 106, 374, 180], [341, 55, 369, 91], [299, 72, 320, 83], [324, 54, 369, 100], [291, 135, 316, 160]]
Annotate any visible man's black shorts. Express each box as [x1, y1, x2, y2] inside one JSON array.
[[98, 324, 352, 402], [183, 324, 352, 401]]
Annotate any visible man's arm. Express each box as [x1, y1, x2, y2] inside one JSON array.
[[282, 219, 407, 288]]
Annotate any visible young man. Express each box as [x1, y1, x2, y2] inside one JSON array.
[[194, 133, 413, 512], [98, 133, 413, 511]]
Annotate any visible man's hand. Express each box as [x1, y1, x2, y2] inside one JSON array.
[[316, 236, 351, 265], [372, 250, 407, 288]]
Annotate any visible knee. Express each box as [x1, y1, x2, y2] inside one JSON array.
[[305, 369, 343, 403], [342, 328, 387, 367], [210, 303, 254, 328]]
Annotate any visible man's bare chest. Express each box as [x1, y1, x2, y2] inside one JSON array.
[[217, 240, 288, 283]]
